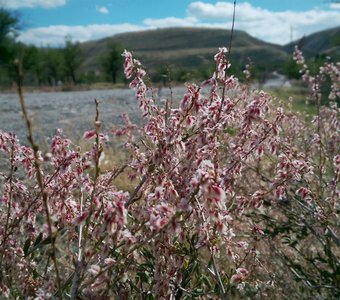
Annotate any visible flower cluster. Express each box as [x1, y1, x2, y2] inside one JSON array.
[[0, 46, 338, 299]]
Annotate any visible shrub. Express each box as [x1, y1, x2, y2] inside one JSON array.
[[0, 46, 338, 299]]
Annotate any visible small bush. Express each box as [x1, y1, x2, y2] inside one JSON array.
[[0, 46, 339, 299]]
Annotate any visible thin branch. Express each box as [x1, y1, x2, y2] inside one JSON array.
[[227, 0, 237, 64], [0, 142, 15, 270], [15, 60, 63, 299], [219, 0, 236, 118], [71, 99, 102, 299], [125, 174, 148, 208], [194, 197, 228, 300]]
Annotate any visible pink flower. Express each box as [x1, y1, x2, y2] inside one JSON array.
[[73, 210, 89, 225], [88, 264, 101, 275], [231, 268, 249, 283], [122, 50, 134, 79], [205, 184, 227, 210], [296, 187, 312, 200], [83, 130, 96, 139]]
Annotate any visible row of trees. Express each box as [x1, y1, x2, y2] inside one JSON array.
[[0, 7, 335, 90], [0, 7, 311, 90], [0, 8, 125, 88], [0, 7, 294, 90]]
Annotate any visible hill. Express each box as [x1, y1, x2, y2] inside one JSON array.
[[284, 26, 340, 60], [79, 26, 340, 81], [80, 27, 289, 77]]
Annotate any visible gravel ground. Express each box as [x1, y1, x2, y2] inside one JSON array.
[[0, 87, 186, 145]]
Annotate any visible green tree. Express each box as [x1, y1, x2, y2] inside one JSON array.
[[20, 44, 44, 85], [100, 42, 123, 84], [285, 58, 301, 79], [0, 8, 19, 65], [151, 64, 169, 84], [43, 47, 64, 86], [63, 36, 81, 85], [0, 8, 20, 87], [7, 43, 45, 86]]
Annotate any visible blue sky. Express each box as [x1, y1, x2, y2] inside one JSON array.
[[2, 0, 340, 46]]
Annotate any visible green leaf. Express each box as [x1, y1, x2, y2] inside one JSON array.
[[214, 283, 220, 294], [190, 233, 199, 247], [194, 288, 204, 295], [23, 238, 31, 256], [223, 127, 237, 136], [289, 240, 298, 247], [202, 274, 212, 289], [32, 269, 39, 280], [26, 234, 54, 255], [137, 271, 150, 284], [141, 248, 154, 260], [33, 232, 43, 246]]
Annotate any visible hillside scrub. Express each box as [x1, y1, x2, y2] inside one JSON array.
[[0, 46, 339, 299]]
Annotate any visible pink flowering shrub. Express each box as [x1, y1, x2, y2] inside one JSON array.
[[0, 46, 339, 299], [248, 47, 340, 299]]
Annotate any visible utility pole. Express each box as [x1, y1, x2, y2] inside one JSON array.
[[290, 25, 293, 43]]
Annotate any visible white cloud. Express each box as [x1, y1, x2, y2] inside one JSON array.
[[330, 3, 340, 9], [187, 1, 236, 19], [18, 24, 145, 46], [185, 1, 340, 44], [16, 1, 340, 46], [143, 17, 198, 28], [1, 0, 66, 8], [96, 6, 109, 14]]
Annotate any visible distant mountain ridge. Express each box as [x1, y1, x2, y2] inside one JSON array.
[[284, 26, 340, 60], [79, 26, 340, 77]]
